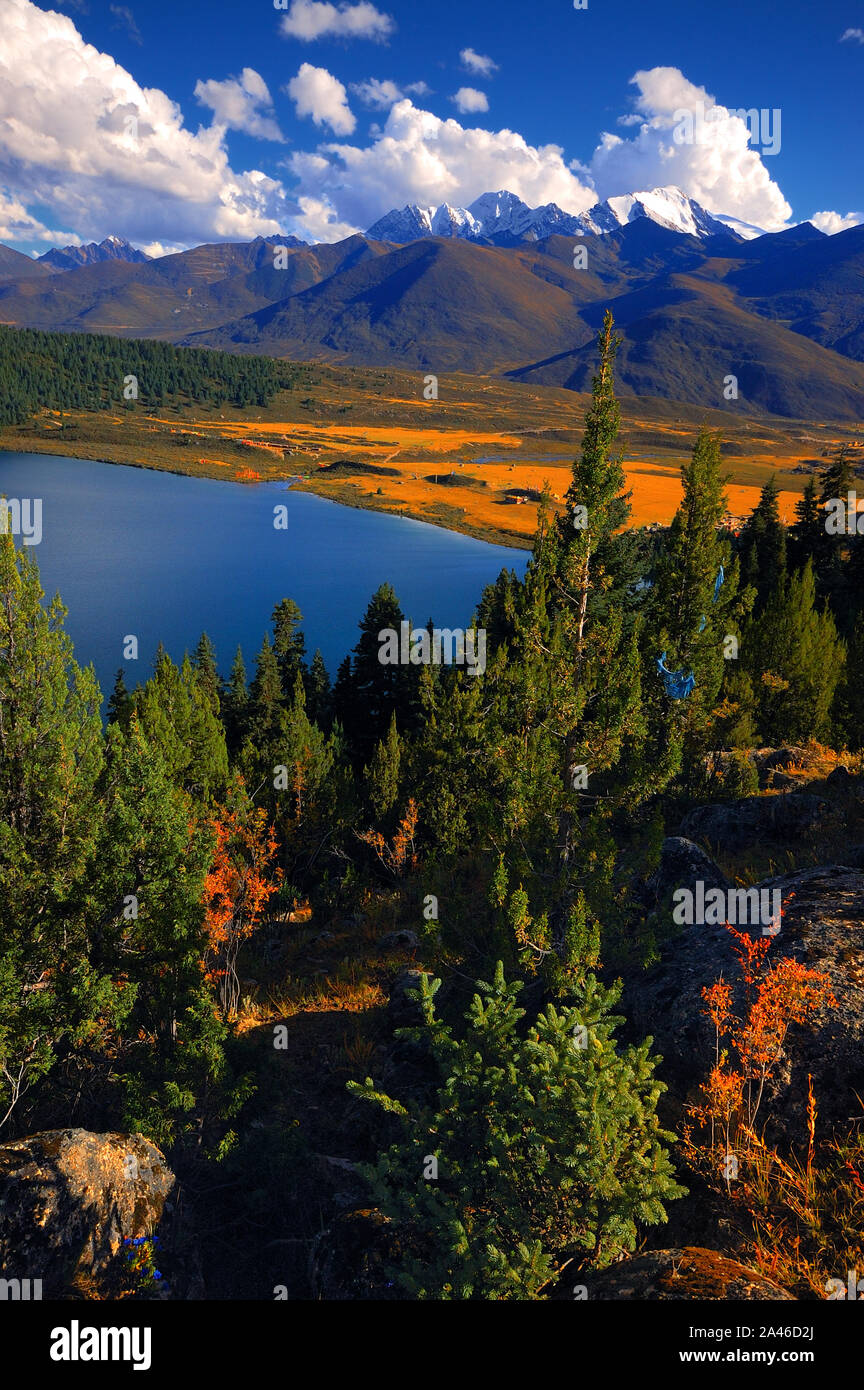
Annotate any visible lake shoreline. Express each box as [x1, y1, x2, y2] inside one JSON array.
[[0, 431, 531, 551], [0, 450, 529, 695]]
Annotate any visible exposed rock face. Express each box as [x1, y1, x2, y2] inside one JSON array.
[[378, 929, 420, 952], [581, 1247, 793, 1300], [649, 836, 729, 903], [623, 866, 864, 1143], [681, 792, 840, 851], [0, 1129, 174, 1296]]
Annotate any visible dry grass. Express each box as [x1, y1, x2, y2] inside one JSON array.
[[722, 1120, 864, 1298], [5, 359, 854, 546], [236, 963, 387, 1034]]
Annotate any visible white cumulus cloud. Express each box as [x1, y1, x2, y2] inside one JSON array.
[[285, 63, 356, 134], [452, 87, 489, 114], [0, 0, 291, 247], [586, 66, 793, 231], [811, 209, 862, 234], [288, 97, 596, 238], [194, 68, 284, 141], [0, 188, 74, 244], [840, 27, 864, 42], [460, 48, 498, 77], [350, 77, 429, 109], [278, 0, 394, 42]]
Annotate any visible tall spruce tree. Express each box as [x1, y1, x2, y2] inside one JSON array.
[[306, 648, 331, 728], [540, 313, 647, 955], [740, 473, 787, 612], [650, 430, 752, 782], [192, 632, 222, 715], [0, 534, 124, 1131], [750, 559, 844, 744], [134, 652, 228, 803], [347, 583, 417, 763], [819, 445, 857, 605], [790, 476, 823, 575], [364, 711, 402, 823], [223, 646, 249, 754], [271, 598, 307, 698], [835, 608, 864, 750], [248, 635, 284, 745], [106, 668, 133, 728], [95, 714, 239, 1149]]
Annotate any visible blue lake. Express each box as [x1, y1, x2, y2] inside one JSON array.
[[0, 453, 528, 698]]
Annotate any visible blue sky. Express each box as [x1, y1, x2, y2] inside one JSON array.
[[0, 0, 861, 254]]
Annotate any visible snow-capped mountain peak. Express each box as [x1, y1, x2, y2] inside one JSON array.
[[430, 203, 479, 237], [38, 235, 150, 270], [366, 186, 742, 246], [577, 187, 731, 239]]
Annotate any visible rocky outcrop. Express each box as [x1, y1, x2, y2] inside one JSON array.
[[580, 1247, 792, 1300], [681, 792, 840, 852], [648, 836, 729, 903], [0, 1129, 174, 1297], [623, 866, 864, 1144], [378, 929, 420, 953]]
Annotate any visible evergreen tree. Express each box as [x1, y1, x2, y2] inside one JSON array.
[[95, 715, 243, 1150], [223, 646, 249, 754], [134, 652, 228, 803], [306, 648, 331, 728], [819, 444, 856, 506], [264, 674, 349, 881], [271, 598, 307, 698], [650, 430, 752, 782], [0, 534, 125, 1130], [248, 635, 283, 744], [750, 560, 844, 744], [193, 632, 222, 715], [330, 653, 354, 734], [538, 313, 650, 955], [364, 711, 402, 823], [106, 668, 133, 728], [790, 476, 823, 575], [819, 445, 857, 604], [835, 609, 864, 750], [740, 474, 787, 612], [349, 964, 684, 1299], [347, 584, 417, 763]]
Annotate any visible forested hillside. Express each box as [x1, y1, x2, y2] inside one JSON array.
[[0, 324, 301, 426], [2, 314, 863, 1302]]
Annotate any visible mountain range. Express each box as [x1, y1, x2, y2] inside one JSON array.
[[38, 235, 151, 271], [365, 186, 740, 245], [1, 186, 863, 419]]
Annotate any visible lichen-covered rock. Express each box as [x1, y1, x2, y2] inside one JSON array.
[[581, 1247, 792, 1300], [0, 1129, 174, 1296], [623, 866, 864, 1144]]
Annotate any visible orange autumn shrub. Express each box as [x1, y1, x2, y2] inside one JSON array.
[[356, 798, 418, 878], [687, 918, 834, 1165], [203, 804, 281, 1017]]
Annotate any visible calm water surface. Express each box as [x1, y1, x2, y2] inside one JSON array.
[[0, 453, 528, 698]]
